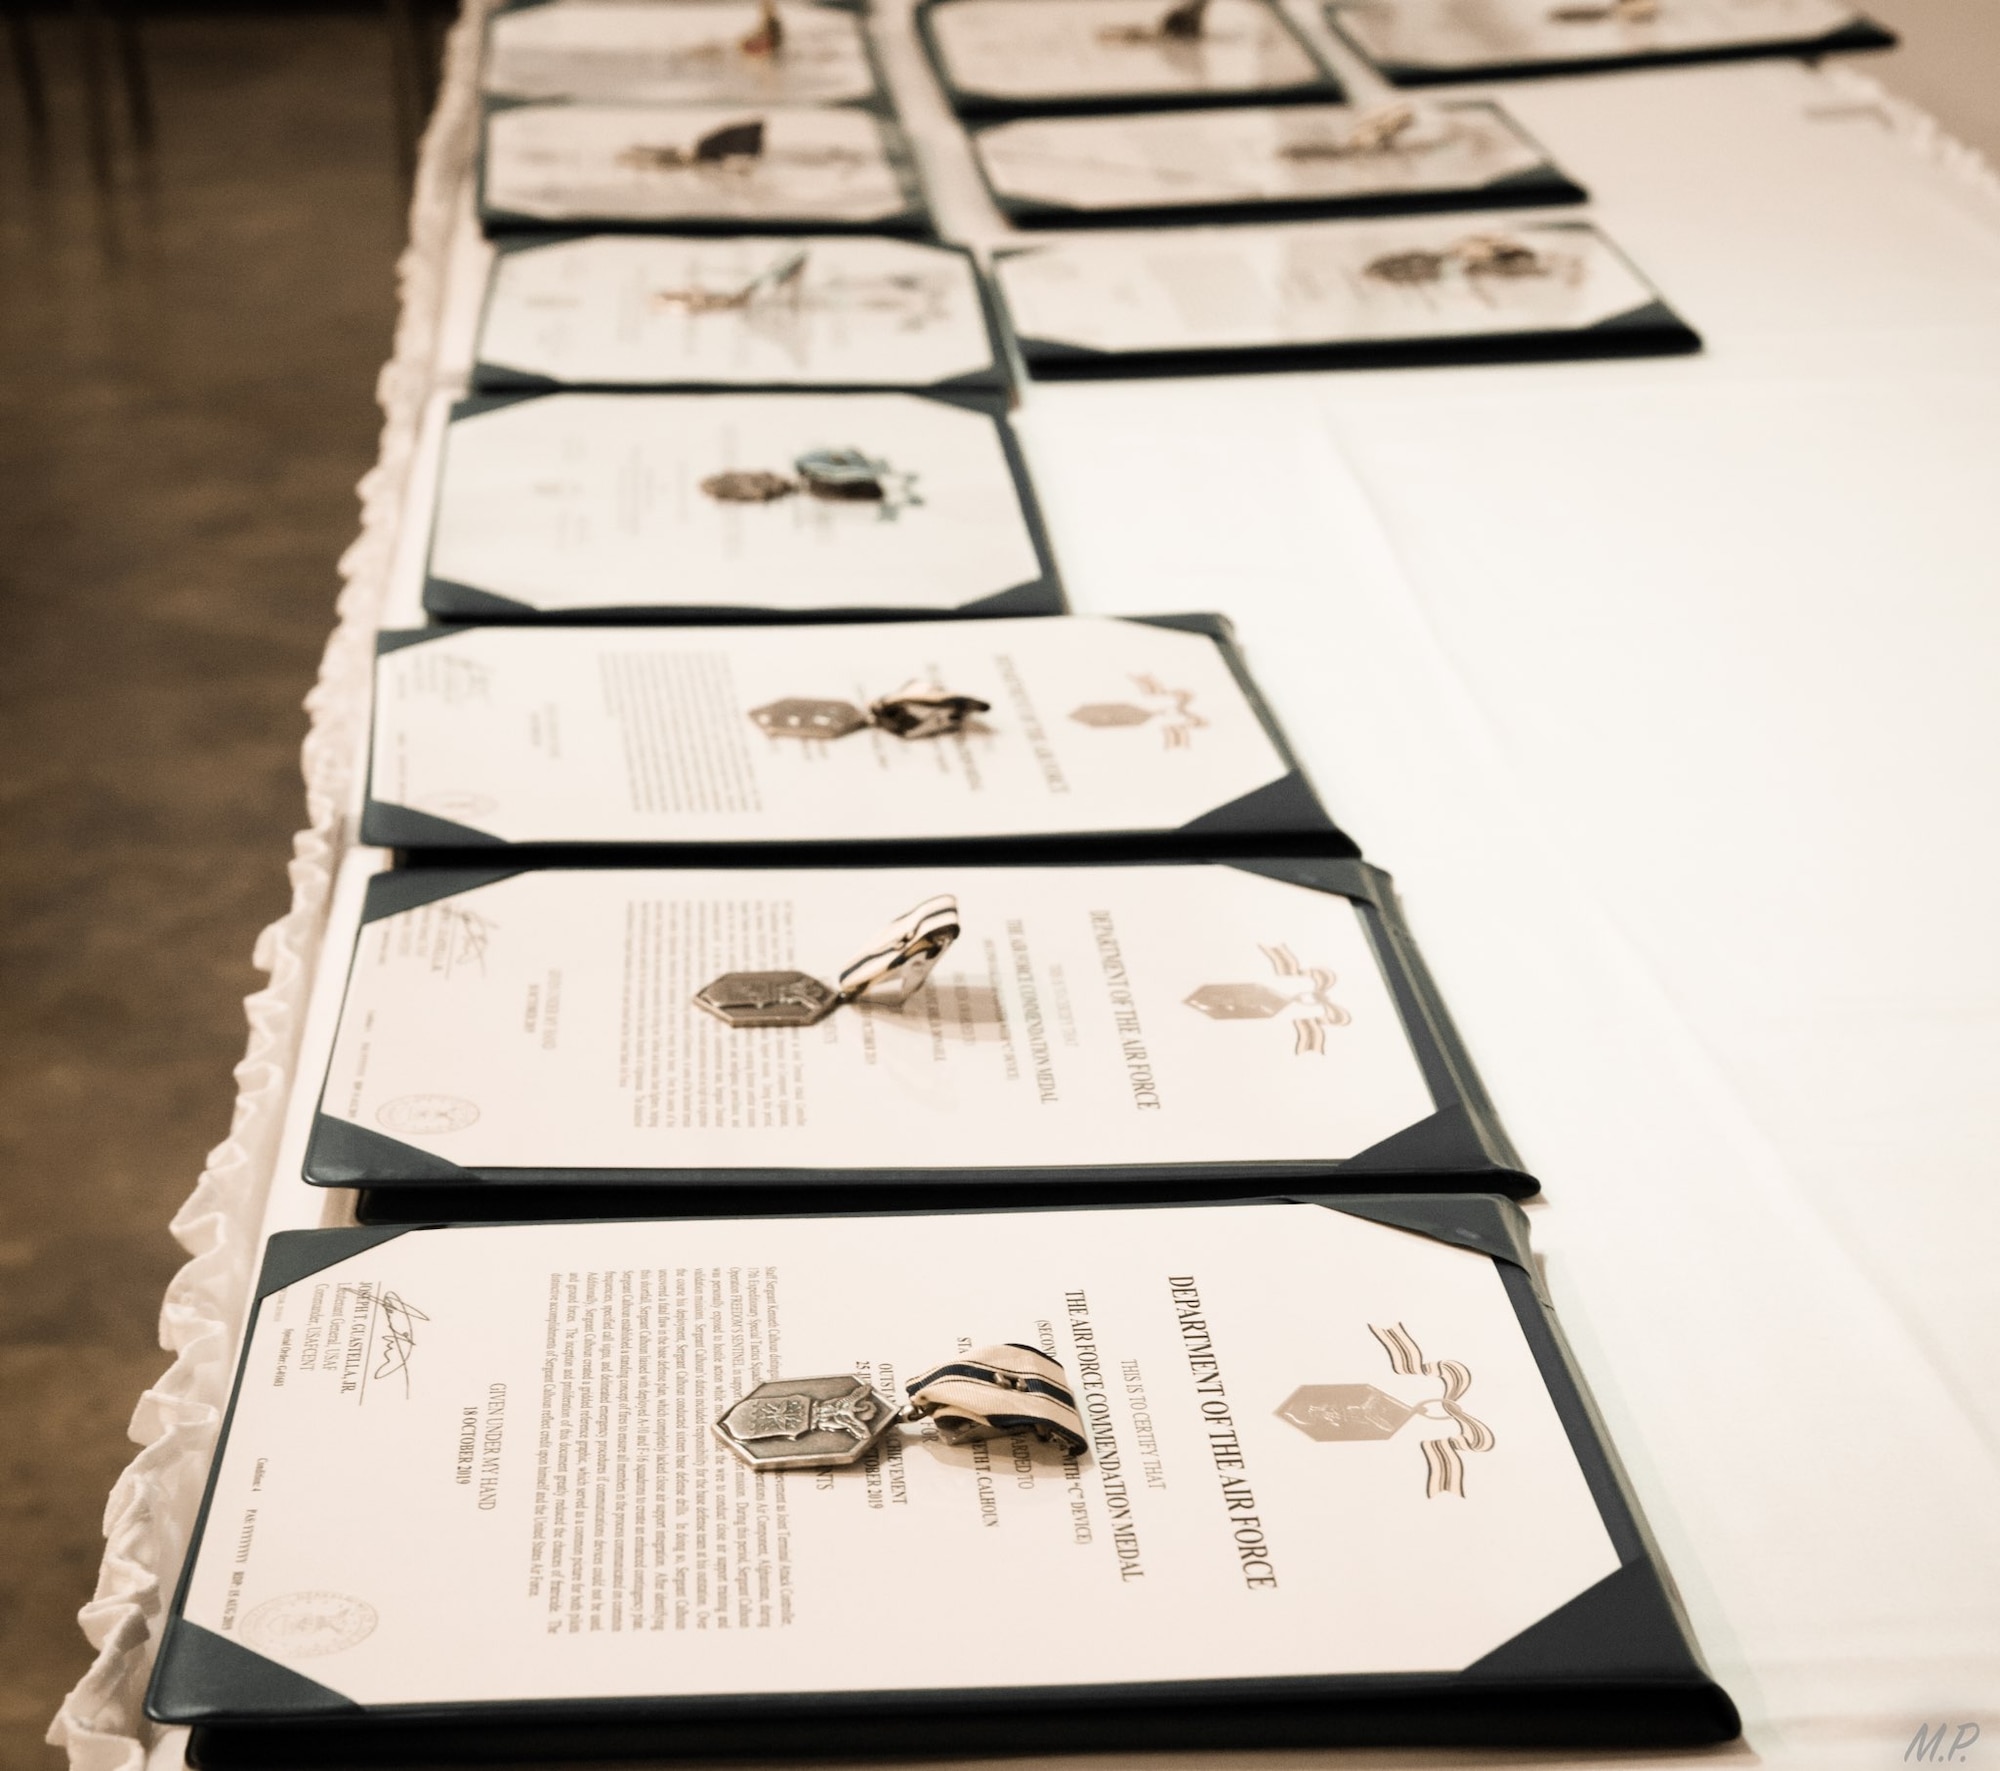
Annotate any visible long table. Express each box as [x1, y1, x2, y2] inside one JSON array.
[[50, 2, 2000, 1767]]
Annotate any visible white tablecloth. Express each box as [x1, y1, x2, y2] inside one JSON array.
[[51, 3, 2000, 1767]]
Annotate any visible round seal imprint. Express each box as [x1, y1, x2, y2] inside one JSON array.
[[415, 789, 499, 821], [242, 1591, 378, 1659], [377, 1093, 480, 1136]]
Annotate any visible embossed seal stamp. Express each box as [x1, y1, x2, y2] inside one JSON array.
[[377, 1094, 480, 1135], [242, 1591, 378, 1659], [414, 790, 500, 821]]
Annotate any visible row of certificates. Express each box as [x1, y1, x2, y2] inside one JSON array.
[[484, 0, 1889, 115], [151, 616, 1742, 1758], [143, 0, 1751, 1759], [467, 0, 1715, 369]]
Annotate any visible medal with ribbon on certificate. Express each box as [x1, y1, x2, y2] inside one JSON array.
[[716, 1343, 1087, 1470], [694, 893, 960, 1029], [1099, 0, 1210, 40], [751, 679, 990, 742], [702, 446, 925, 517]]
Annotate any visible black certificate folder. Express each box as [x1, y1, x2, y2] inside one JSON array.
[[1327, 0, 1892, 85], [361, 615, 1348, 858], [972, 99, 1585, 230], [476, 96, 930, 237], [151, 1199, 1739, 1760], [995, 217, 1699, 379], [918, 0, 1343, 119], [418, 390, 1065, 622], [305, 856, 1531, 1209], [470, 234, 1013, 396], [479, 1, 888, 110]]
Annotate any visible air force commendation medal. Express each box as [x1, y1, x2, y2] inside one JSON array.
[[749, 698, 874, 740], [715, 1344, 1087, 1472], [692, 970, 841, 1028], [693, 894, 962, 1029], [749, 679, 990, 743], [715, 1376, 900, 1471]]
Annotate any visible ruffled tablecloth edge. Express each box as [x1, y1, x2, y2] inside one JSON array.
[[44, 5, 496, 1766], [1825, 59, 2000, 213]]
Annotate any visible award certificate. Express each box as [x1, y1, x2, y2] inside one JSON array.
[[364, 617, 1315, 849], [158, 1203, 1625, 1711], [474, 234, 1002, 391], [483, 2, 878, 106], [481, 102, 921, 230], [974, 101, 1569, 222], [924, 0, 1334, 111], [994, 218, 1688, 365], [422, 392, 1056, 617], [307, 863, 1446, 1182], [1330, 0, 1877, 79]]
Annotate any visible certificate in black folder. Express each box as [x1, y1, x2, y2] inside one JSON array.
[[993, 217, 1700, 378], [303, 856, 1530, 1207], [471, 234, 1011, 394], [972, 99, 1584, 228], [147, 1198, 1739, 1759], [362, 615, 1345, 856], [918, 0, 1342, 118], [1327, 0, 1892, 84], [481, 0, 884, 108], [418, 390, 1065, 622], [477, 97, 929, 235]]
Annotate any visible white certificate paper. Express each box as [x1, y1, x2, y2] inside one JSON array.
[[314, 864, 1436, 1174], [424, 392, 1046, 615], [928, 0, 1327, 103], [1332, 0, 1860, 71], [476, 235, 998, 390], [995, 220, 1662, 357], [171, 1204, 1620, 1707], [369, 618, 1297, 844], [483, 3, 878, 105], [483, 102, 915, 227], [977, 102, 1550, 214]]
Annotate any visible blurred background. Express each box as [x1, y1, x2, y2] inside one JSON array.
[[0, 2, 1995, 1767]]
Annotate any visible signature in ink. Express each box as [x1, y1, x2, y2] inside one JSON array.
[[374, 1291, 430, 1395], [440, 907, 494, 979]]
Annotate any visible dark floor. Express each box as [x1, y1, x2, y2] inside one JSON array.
[[0, 13, 410, 1766]]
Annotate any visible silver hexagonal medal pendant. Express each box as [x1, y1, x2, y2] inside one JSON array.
[[692, 970, 840, 1029], [748, 698, 873, 741], [715, 1375, 900, 1471], [715, 1345, 1088, 1473]]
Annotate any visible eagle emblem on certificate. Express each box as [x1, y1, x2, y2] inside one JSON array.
[[1183, 943, 1351, 1053], [1069, 673, 1207, 749], [1277, 1322, 1495, 1498]]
